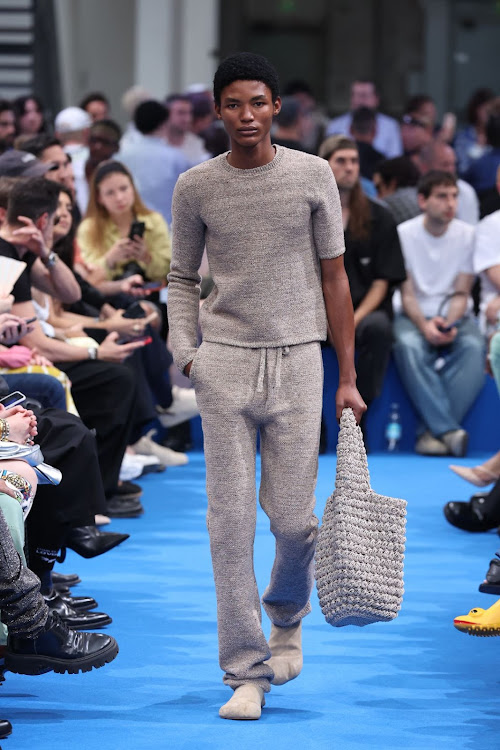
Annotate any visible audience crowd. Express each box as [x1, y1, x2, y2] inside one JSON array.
[[0, 72, 499, 736]]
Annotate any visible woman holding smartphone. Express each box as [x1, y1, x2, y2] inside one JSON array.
[[76, 160, 171, 284]]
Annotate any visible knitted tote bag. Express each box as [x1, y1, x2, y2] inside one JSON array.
[[315, 408, 407, 627]]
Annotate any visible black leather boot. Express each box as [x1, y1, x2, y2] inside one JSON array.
[[43, 590, 111, 630], [5, 613, 118, 675], [66, 526, 129, 558], [51, 588, 98, 612], [443, 494, 500, 532]]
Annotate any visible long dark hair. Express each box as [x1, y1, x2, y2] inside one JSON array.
[[52, 184, 77, 269]]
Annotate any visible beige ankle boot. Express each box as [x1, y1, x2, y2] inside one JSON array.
[[265, 620, 303, 685], [219, 684, 265, 720]]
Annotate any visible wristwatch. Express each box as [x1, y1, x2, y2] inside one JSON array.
[[42, 252, 58, 268], [88, 347, 98, 360]]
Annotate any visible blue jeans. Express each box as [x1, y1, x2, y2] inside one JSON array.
[[393, 315, 485, 437], [2, 373, 67, 411]]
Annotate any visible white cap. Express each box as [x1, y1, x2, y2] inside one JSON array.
[[54, 106, 92, 134]]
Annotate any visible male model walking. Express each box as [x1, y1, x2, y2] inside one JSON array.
[[168, 52, 365, 720]]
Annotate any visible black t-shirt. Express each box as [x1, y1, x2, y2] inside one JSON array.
[[0, 237, 37, 303], [344, 199, 406, 316]]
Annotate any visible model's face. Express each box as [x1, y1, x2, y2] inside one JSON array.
[[328, 148, 360, 190], [351, 83, 378, 110], [41, 145, 70, 185], [97, 172, 135, 217], [0, 109, 15, 146], [419, 184, 458, 224], [168, 100, 193, 134], [53, 191, 73, 241], [19, 98, 43, 135], [431, 145, 457, 175], [86, 100, 108, 123], [215, 80, 280, 149]]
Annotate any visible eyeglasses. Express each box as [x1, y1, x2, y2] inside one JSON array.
[[401, 114, 427, 128]]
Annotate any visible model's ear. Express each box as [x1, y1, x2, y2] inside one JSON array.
[[214, 103, 222, 119], [273, 96, 282, 116]]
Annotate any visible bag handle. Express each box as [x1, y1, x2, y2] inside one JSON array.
[[335, 407, 371, 490]]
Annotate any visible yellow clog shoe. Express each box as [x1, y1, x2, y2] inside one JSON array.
[[454, 598, 500, 636]]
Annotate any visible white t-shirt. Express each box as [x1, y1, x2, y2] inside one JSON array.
[[473, 209, 500, 332], [397, 215, 475, 318]]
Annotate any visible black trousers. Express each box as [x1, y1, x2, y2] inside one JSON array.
[[354, 310, 393, 406], [26, 407, 107, 578], [55, 360, 136, 496]]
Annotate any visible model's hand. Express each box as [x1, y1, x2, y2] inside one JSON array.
[[184, 361, 193, 377], [335, 383, 366, 424]]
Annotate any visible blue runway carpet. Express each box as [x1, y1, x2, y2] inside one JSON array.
[[3, 452, 500, 749]]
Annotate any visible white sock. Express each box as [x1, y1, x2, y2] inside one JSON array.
[[219, 684, 265, 720], [265, 621, 303, 686]]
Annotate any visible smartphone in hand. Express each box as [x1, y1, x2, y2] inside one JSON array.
[[128, 221, 146, 240], [0, 391, 26, 409]]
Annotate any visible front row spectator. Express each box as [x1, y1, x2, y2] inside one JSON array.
[[393, 170, 484, 457], [319, 135, 406, 438]]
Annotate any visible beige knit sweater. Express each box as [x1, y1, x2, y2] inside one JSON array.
[[167, 145, 345, 373]]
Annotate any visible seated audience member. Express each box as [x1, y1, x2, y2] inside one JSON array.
[[187, 91, 215, 137], [373, 156, 421, 224], [283, 79, 326, 153], [21, 134, 72, 189], [79, 91, 110, 123], [455, 88, 496, 176], [319, 136, 406, 436], [118, 101, 189, 226], [0, 177, 147, 519], [54, 107, 92, 214], [40, 186, 198, 463], [0, 101, 15, 153], [272, 96, 310, 152], [326, 79, 402, 159], [119, 85, 153, 151], [401, 110, 433, 160], [164, 93, 211, 166], [12, 95, 45, 138], [85, 119, 121, 182], [393, 170, 484, 457], [0, 504, 118, 741], [404, 94, 456, 144], [444, 331, 500, 531], [77, 160, 171, 284], [464, 99, 500, 197], [415, 140, 480, 225], [349, 107, 385, 180]]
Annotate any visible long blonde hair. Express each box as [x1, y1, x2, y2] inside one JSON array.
[[84, 159, 152, 247]]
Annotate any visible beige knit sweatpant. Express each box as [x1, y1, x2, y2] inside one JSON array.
[[190, 340, 323, 692]]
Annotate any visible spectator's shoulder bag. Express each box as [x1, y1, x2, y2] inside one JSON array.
[[315, 408, 407, 627]]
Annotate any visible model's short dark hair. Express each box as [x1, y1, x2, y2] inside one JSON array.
[[351, 107, 376, 135], [134, 100, 169, 135], [7, 177, 59, 224], [213, 52, 280, 106], [79, 91, 109, 111], [22, 134, 61, 158], [275, 97, 300, 128], [417, 170, 456, 198], [374, 156, 420, 189]]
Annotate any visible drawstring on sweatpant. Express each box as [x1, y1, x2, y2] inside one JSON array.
[[256, 346, 290, 393]]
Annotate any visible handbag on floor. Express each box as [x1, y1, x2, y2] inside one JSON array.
[[315, 408, 407, 627]]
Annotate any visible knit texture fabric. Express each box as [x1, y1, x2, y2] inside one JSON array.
[[315, 409, 407, 627], [167, 145, 345, 374]]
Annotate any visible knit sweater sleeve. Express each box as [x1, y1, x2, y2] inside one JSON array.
[[311, 164, 345, 259], [167, 176, 206, 373]]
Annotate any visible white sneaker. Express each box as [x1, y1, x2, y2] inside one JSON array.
[[156, 385, 199, 428], [132, 430, 189, 467]]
